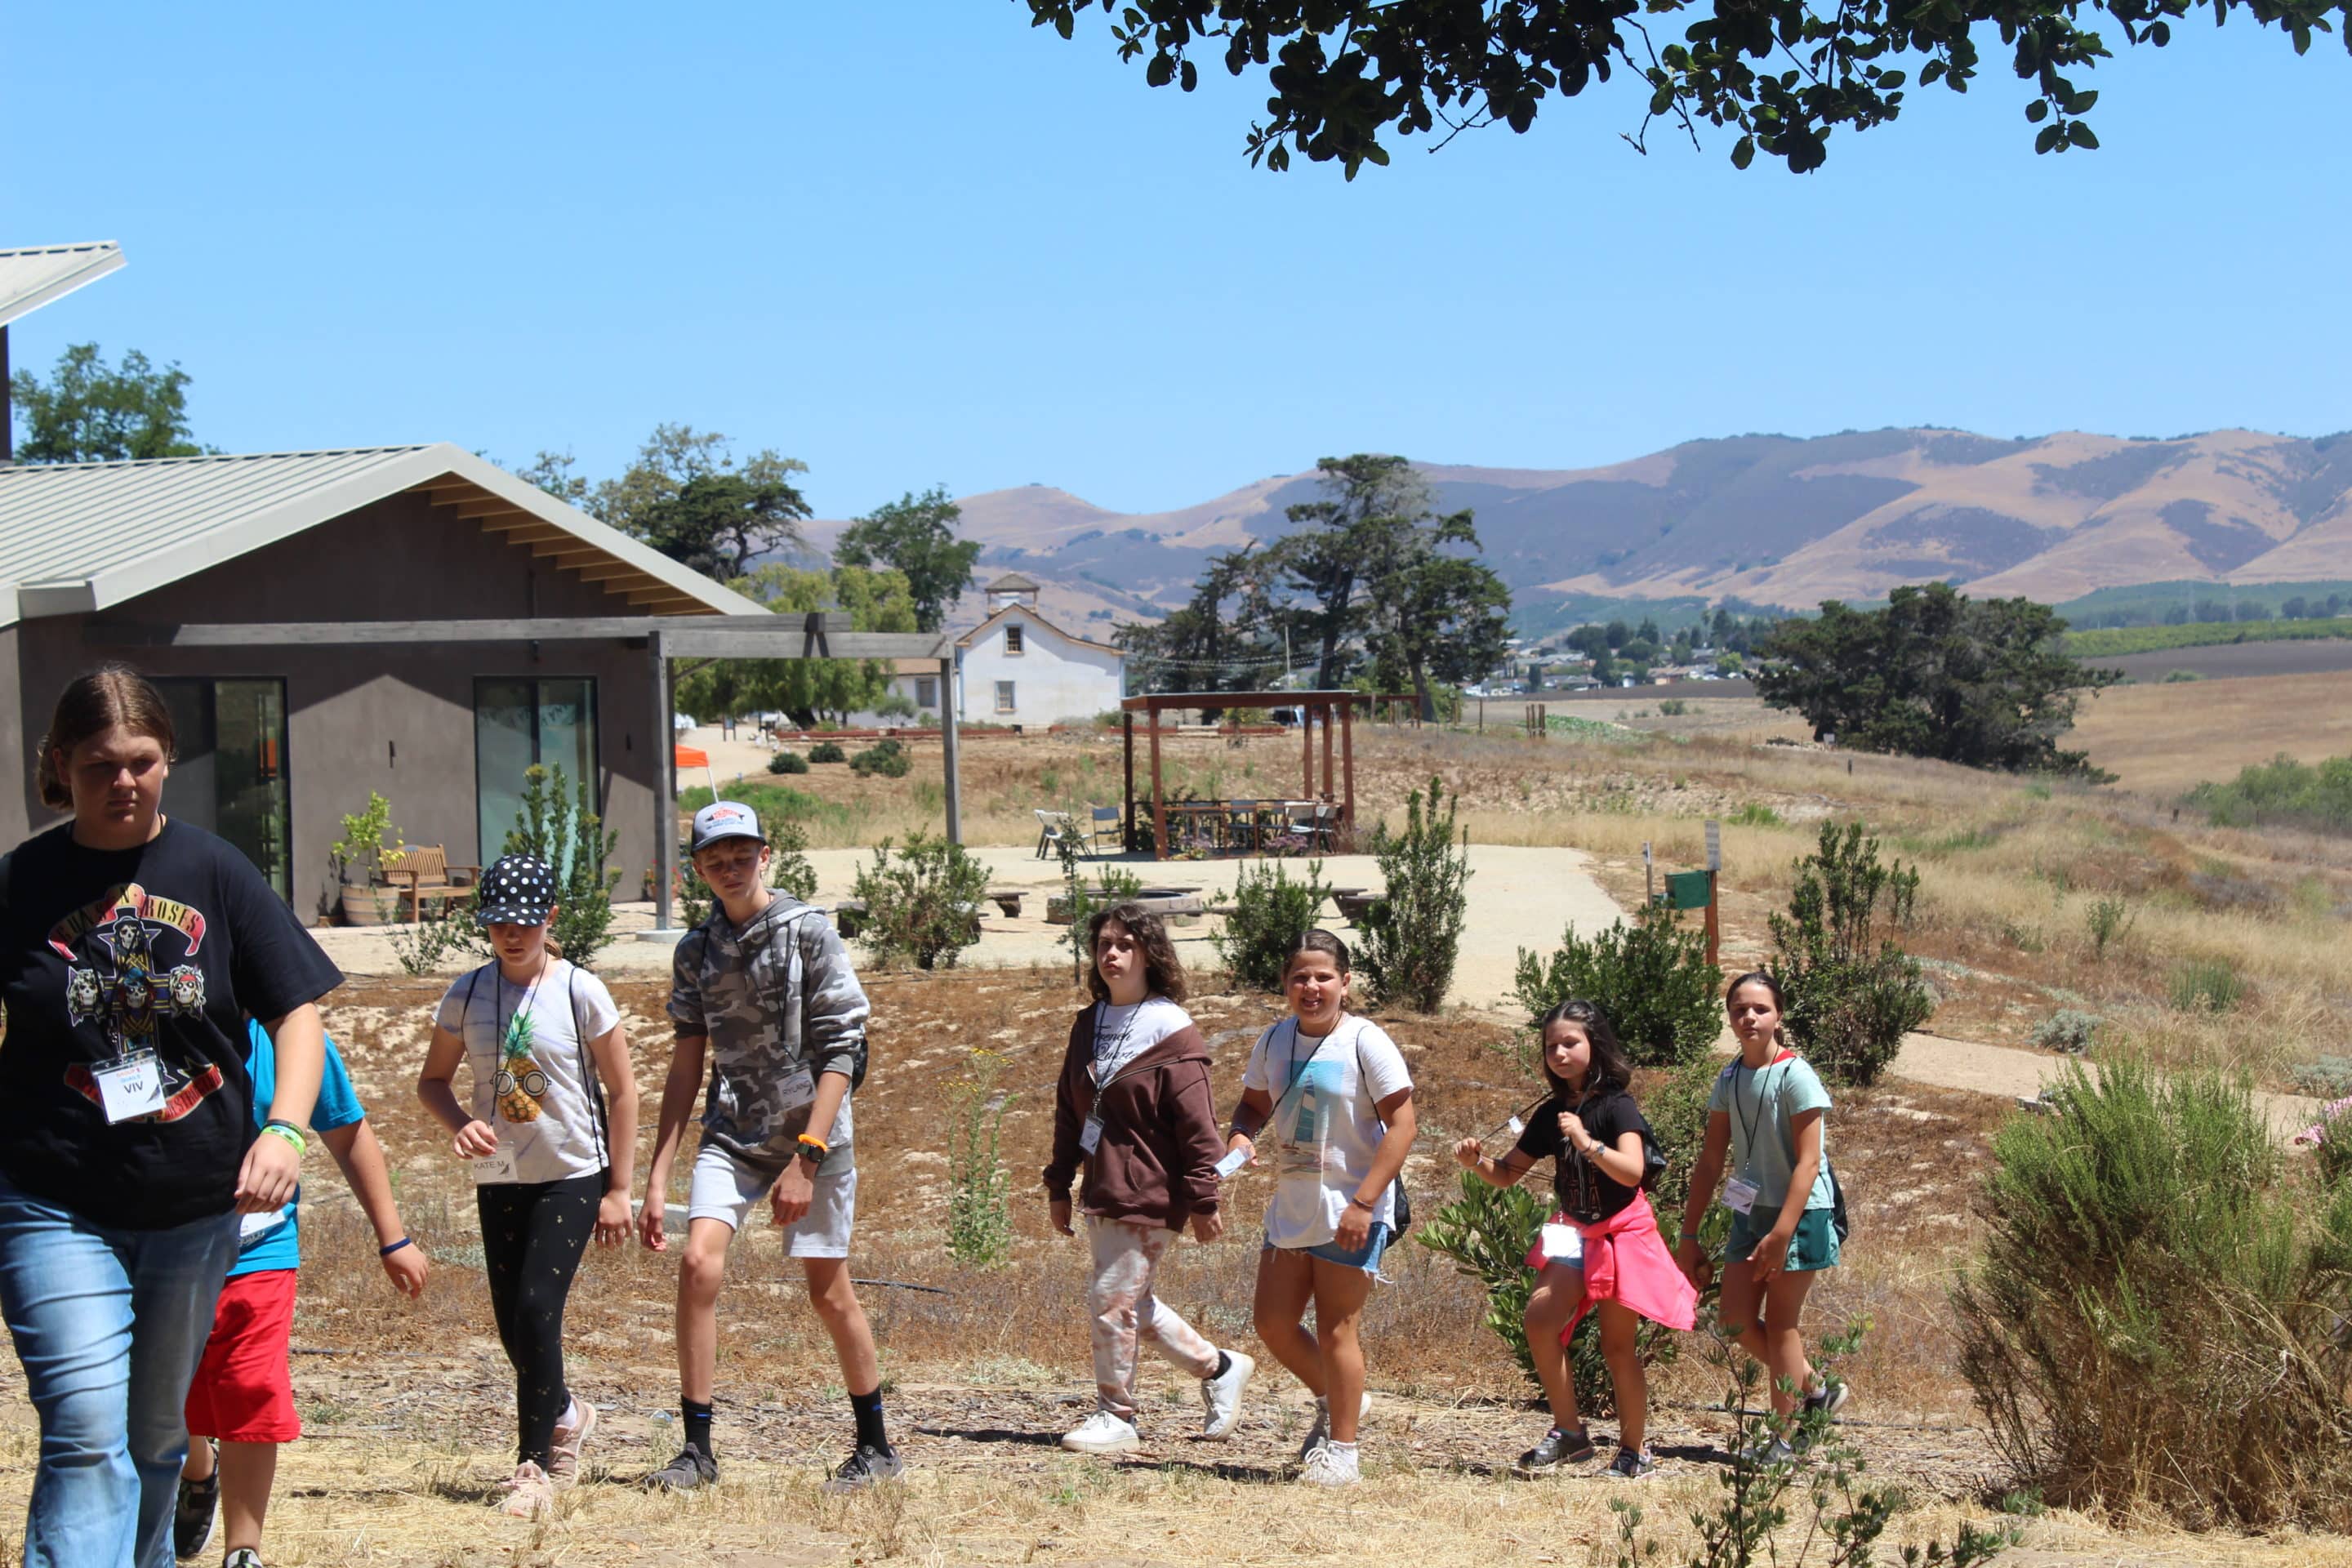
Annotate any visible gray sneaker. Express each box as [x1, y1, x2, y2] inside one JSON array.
[[1604, 1446, 1657, 1481], [1802, 1377, 1851, 1419], [823, 1443, 904, 1493], [647, 1444, 718, 1491]]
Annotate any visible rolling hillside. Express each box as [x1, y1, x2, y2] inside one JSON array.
[[813, 425, 2352, 625]]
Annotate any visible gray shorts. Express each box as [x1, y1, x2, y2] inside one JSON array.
[[687, 1142, 856, 1258]]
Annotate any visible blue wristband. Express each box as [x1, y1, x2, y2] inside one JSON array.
[[379, 1237, 412, 1258]]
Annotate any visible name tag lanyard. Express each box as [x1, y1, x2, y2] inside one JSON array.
[[1272, 1018, 1336, 1141], [1080, 1000, 1149, 1153], [1732, 1049, 1796, 1187]]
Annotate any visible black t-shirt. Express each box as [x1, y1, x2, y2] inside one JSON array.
[[0, 819, 344, 1229], [1514, 1087, 1654, 1223]]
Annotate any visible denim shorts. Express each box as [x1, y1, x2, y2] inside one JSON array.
[[1726, 1207, 1840, 1272], [1272, 1221, 1393, 1276]]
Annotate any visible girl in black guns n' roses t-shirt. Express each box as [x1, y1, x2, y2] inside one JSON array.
[[0, 666, 340, 1568]]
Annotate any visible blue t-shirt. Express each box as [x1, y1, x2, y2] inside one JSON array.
[[233, 1020, 366, 1277]]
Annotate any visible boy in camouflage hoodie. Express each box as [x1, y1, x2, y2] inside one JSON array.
[[635, 802, 899, 1492]]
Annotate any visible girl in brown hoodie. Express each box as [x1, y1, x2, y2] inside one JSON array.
[[1044, 903, 1255, 1454]]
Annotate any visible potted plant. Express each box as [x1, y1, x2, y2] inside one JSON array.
[[331, 791, 406, 926]]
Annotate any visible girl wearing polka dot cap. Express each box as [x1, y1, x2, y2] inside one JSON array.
[[418, 853, 639, 1517]]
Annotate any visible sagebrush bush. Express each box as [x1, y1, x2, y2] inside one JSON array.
[[1953, 1057, 2352, 1530], [1356, 775, 1472, 1013], [1213, 857, 1332, 991], [850, 738, 912, 778], [1513, 905, 1722, 1069], [768, 814, 818, 902], [1768, 821, 1933, 1085], [2082, 895, 2134, 960], [767, 750, 810, 775], [2027, 1009, 2100, 1055], [849, 830, 988, 969], [808, 740, 848, 764], [2186, 752, 2352, 835]]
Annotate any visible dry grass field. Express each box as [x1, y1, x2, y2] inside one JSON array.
[[5, 679, 2348, 1564], [2065, 669, 2352, 795]]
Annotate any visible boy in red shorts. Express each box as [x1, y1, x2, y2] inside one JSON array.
[[175, 1020, 426, 1568]]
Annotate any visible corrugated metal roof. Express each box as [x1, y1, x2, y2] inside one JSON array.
[[0, 443, 767, 627], [0, 241, 126, 330]]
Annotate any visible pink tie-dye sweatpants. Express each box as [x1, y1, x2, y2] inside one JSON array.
[[1086, 1217, 1219, 1419]]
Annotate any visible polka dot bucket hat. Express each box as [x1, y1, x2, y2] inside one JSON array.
[[476, 853, 558, 926]]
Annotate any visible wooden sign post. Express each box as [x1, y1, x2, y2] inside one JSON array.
[[1703, 819, 1722, 969]]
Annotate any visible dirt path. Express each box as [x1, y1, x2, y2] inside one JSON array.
[[1889, 1030, 2328, 1142]]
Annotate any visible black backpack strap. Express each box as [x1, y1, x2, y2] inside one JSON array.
[[570, 965, 612, 1172]]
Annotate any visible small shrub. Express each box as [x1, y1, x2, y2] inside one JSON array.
[[1513, 905, 1722, 1070], [849, 830, 989, 970], [849, 738, 912, 778], [2186, 753, 2352, 835], [1214, 857, 1332, 991], [1954, 1057, 2352, 1530], [2163, 668, 2203, 683], [501, 764, 621, 969], [1656, 697, 1688, 715], [767, 750, 810, 775], [1728, 801, 1783, 827], [1768, 822, 1934, 1086], [2305, 1100, 2352, 1189], [808, 740, 848, 764], [2168, 957, 2245, 1013], [945, 1050, 1016, 1267], [2290, 1055, 2352, 1100], [2028, 1009, 2100, 1055], [2082, 895, 2134, 960], [1638, 1053, 1726, 1224], [1054, 832, 1143, 981], [1356, 775, 1472, 1013], [768, 814, 818, 902]]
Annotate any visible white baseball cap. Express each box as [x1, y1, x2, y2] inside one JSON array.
[[690, 801, 766, 853]]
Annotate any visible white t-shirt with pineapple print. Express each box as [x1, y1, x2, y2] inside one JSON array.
[[434, 958, 620, 1184]]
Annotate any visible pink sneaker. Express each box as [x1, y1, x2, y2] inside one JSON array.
[[549, 1397, 597, 1487], [497, 1460, 556, 1518]]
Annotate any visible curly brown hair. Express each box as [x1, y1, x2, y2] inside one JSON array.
[[1085, 902, 1189, 1005]]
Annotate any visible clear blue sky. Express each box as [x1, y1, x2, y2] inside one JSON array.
[[10, 2, 2350, 519]]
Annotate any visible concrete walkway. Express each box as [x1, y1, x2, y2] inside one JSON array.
[[310, 843, 1626, 1011]]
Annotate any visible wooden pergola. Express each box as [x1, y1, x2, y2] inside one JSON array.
[[1118, 691, 1374, 861]]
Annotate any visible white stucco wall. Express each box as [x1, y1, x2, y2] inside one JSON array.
[[956, 608, 1124, 726]]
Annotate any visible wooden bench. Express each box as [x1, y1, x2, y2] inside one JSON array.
[[988, 890, 1026, 919], [835, 899, 868, 938], [381, 844, 479, 921]]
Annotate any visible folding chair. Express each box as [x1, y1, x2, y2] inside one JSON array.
[[1034, 808, 1079, 859], [1090, 804, 1121, 854]]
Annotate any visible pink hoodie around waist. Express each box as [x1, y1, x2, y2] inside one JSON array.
[[1522, 1191, 1699, 1339]]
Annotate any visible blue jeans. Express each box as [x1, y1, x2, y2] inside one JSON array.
[[1279, 1222, 1394, 1276], [0, 1173, 238, 1568]]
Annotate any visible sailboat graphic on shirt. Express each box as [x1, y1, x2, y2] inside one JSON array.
[[1272, 1059, 1343, 1179]]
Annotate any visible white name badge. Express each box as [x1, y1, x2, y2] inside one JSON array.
[[471, 1147, 519, 1184], [1214, 1147, 1250, 1179], [1722, 1175, 1762, 1215], [1078, 1114, 1104, 1155], [1540, 1223, 1584, 1263], [95, 1051, 166, 1124], [1507, 1116, 1526, 1137]]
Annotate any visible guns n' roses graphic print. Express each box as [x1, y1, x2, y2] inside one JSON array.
[[56, 883, 222, 1120]]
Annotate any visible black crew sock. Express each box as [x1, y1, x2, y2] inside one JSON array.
[[1211, 1350, 1233, 1380], [849, 1388, 891, 1455], [682, 1398, 714, 1456]]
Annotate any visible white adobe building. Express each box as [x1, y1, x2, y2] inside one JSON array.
[[947, 573, 1125, 726]]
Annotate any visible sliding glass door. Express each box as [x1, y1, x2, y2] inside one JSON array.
[[474, 678, 599, 868], [153, 679, 292, 901]]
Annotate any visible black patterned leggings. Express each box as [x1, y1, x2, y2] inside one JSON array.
[[476, 1172, 603, 1465]]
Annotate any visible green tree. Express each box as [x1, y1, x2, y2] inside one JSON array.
[[583, 425, 810, 564], [1363, 535, 1513, 717], [833, 486, 985, 633], [636, 470, 811, 581], [9, 342, 207, 462], [1020, 0, 2333, 177], [1754, 582, 2122, 778], [1116, 545, 1285, 699]]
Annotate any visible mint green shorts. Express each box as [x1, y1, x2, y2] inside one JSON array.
[[1725, 1207, 1841, 1272]]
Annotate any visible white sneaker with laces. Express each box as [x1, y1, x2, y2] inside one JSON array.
[[1298, 1441, 1361, 1487], [1295, 1391, 1374, 1460], [1200, 1351, 1255, 1441], [497, 1459, 556, 1518], [1060, 1411, 1142, 1455]]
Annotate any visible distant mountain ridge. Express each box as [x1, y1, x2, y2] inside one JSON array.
[[810, 426, 2352, 627]]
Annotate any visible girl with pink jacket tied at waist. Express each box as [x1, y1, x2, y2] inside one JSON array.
[[1043, 904, 1255, 1455], [1454, 999, 1696, 1481]]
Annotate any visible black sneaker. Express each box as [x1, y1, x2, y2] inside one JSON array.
[[647, 1443, 718, 1491], [1512, 1426, 1597, 1477], [174, 1446, 219, 1559], [823, 1443, 905, 1494], [1604, 1446, 1657, 1481]]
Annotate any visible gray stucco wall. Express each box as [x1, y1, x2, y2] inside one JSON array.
[[4, 492, 680, 920]]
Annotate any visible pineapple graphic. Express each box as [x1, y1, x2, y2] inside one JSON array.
[[492, 1005, 550, 1123]]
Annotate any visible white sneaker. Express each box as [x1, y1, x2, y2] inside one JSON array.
[[1200, 1352, 1255, 1441], [1295, 1391, 1374, 1460], [1298, 1441, 1360, 1487], [548, 1396, 596, 1488], [1060, 1412, 1142, 1454], [497, 1459, 556, 1518]]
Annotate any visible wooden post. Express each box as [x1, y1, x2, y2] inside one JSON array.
[[938, 655, 962, 844], [1301, 699, 1315, 802], [650, 629, 674, 930], [1339, 697, 1356, 852], [1149, 702, 1166, 862], [1122, 710, 1135, 853], [1321, 701, 1334, 800], [1704, 869, 1720, 969]]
